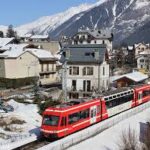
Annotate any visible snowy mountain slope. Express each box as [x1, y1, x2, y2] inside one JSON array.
[[48, 0, 150, 44], [1, 0, 150, 44], [16, 3, 93, 36]]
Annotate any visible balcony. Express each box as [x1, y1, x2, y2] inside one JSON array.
[[40, 70, 56, 74]]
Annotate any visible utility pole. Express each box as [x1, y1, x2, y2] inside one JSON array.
[[63, 60, 67, 102], [94, 49, 100, 92], [63, 48, 70, 102]]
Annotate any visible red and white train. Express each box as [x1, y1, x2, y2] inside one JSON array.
[[41, 84, 150, 139]]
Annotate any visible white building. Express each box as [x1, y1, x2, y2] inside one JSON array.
[[71, 29, 113, 55], [137, 50, 150, 74], [60, 44, 110, 99], [134, 43, 150, 57]]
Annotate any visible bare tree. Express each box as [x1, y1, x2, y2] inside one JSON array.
[[118, 127, 140, 150]]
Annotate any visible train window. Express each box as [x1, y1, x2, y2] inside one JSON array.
[[143, 90, 150, 97], [91, 110, 94, 118], [106, 101, 113, 108], [109, 96, 112, 100], [61, 117, 67, 126], [97, 105, 101, 114], [69, 109, 90, 124], [106, 93, 134, 109], [138, 93, 142, 100], [105, 98, 108, 101], [43, 115, 59, 126], [69, 112, 80, 124], [80, 109, 89, 119]]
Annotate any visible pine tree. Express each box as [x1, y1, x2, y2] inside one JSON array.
[[0, 31, 4, 38], [6, 25, 16, 38]]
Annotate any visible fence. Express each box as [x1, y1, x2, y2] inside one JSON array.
[[38, 101, 150, 150]]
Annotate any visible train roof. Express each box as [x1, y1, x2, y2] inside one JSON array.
[[45, 98, 99, 112], [102, 87, 132, 97], [44, 84, 150, 112]]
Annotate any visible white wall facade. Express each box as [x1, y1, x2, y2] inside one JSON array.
[[0, 52, 58, 85], [72, 33, 112, 53], [137, 55, 149, 71], [64, 62, 110, 98]]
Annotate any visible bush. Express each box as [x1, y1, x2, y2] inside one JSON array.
[[117, 127, 140, 150], [11, 118, 26, 125]]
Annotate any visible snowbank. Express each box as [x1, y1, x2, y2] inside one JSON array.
[[0, 99, 42, 149]]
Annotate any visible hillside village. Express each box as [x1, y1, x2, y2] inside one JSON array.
[[0, 27, 149, 99]]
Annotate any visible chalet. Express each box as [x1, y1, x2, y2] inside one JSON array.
[[60, 44, 110, 99], [20, 34, 32, 42], [29, 35, 50, 42], [111, 71, 148, 87], [134, 43, 150, 57]]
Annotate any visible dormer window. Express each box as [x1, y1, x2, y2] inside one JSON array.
[[85, 52, 91, 56], [98, 30, 101, 34]]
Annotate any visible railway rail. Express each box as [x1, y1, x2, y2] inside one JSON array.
[[13, 138, 50, 150]]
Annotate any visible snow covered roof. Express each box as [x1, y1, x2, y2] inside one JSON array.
[[0, 43, 29, 51], [0, 44, 56, 60], [0, 38, 14, 47], [128, 46, 134, 50], [20, 33, 32, 38], [134, 43, 148, 49], [112, 71, 148, 82], [30, 35, 49, 39], [0, 44, 29, 58], [26, 48, 56, 60]]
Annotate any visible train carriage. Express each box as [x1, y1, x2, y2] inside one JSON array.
[[41, 98, 107, 138], [41, 84, 150, 139], [102, 87, 135, 117]]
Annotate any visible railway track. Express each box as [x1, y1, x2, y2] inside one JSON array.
[[13, 138, 50, 150]]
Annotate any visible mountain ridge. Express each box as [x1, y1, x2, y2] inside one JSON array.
[[1, 0, 150, 45]]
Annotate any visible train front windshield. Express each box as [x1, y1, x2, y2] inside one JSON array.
[[43, 115, 60, 126]]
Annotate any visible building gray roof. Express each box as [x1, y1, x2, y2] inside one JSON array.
[[60, 44, 107, 64]]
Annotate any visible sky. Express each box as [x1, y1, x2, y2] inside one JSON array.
[[0, 0, 97, 27]]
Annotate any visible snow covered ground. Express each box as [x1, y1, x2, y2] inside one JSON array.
[[68, 108, 150, 150], [0, 99, 42, 144]]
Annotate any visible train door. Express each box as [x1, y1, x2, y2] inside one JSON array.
[[137, 91, 143, 104], [60, 116, 67, 137], [90, 106, 97, 124]]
